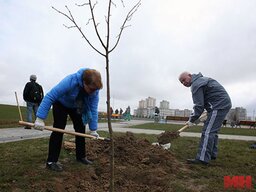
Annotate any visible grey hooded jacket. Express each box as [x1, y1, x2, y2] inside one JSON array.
[[189, 73, 232, 123]]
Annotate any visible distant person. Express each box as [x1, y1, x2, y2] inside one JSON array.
[[114, 109, 119, 119], [154, 106, 160, 123], [110, 107, 113, 115], [124, 106, 131, 121], [222, 119, 227, 127], [155, 106, 160, 115], [23, 74, 44, 129], [34, 68, 103, 172], [119, 108, 123, 119], [119, 108, 123, 116], [179, 72, 231, 165]]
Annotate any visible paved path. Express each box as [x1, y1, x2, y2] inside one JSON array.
[[0, 120, 148, 143], [0, 120, 256, 143]]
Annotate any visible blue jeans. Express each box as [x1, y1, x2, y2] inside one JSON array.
[[26, 102, 39, 123]]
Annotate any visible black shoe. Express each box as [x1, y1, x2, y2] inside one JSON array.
[[187, 159, 208, 165], [211, 156, 216, 160], [24, 126, 31, 129], [77, 157, 93, 165], [46, 162, 63, 172]]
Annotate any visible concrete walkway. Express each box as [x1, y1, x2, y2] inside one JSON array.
[[0, 120, 256, 143]]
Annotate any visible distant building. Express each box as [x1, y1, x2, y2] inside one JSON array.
[[158, 100, 172, 117], [159, 108, 174, 117], [184, 109, 191, 117], [139, 100, 147, 108], [174, 109, 182, 116], [160, 100, 169, 109], [135, 108, 148, 118], [227, 107, 247, 123], [146, 97, 156, 108], [135, 97, 193, 118], [135, 96, 250, 126], [136, 97, 156, 118]]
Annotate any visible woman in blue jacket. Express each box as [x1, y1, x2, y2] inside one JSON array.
[[34, 68, 103, 172], [179, 72, 231, 165]]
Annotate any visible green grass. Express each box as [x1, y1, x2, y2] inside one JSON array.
[[0, 104, 118, 128], [0, 104, 53, 128], [169, 137, 256, 191], [0, 104, 26, 128], [1, 104, 255, 190], [0, 133, 255, 191], [129, 123, 256, 136]]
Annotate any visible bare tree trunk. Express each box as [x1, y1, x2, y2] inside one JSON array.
[[105, 53, 115, 191]]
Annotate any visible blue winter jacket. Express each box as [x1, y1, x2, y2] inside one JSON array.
[[189, 73, 232, 123], [36, 68, 99, 131]]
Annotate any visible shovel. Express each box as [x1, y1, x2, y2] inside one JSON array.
[[19, 120, 111, 141], [177, 112, 207, 134], [14, 91, 110, 142], [157, 113, 207, 144]]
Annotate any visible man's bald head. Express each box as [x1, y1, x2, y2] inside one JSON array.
[[179, 72, 192, 87]]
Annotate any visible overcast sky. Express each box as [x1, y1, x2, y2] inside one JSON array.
[[1, 0, 256, 116]]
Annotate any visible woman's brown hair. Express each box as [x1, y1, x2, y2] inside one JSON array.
[[83, 69, 103, 90]]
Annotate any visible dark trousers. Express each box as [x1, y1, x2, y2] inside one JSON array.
[[196, 109, 230, 163], [47, 102, 86, 162]]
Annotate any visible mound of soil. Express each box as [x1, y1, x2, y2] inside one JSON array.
[[52, 132, 186, 191]]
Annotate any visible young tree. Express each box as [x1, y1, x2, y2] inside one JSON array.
[[52, 1, 141, 191]]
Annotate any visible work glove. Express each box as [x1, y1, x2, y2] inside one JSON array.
[[194, 118, 200, 125], [34, 117, 45, 131], [90, 130, 99, 138], [186, 121, 194, 127]]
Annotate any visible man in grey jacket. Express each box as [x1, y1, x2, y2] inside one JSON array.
[[179, 72, 232, 165]]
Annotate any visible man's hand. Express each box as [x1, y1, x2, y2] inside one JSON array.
[[90, 131, 99, 138], [186, 121, 194, 127], [34, 117, 45, 131], [194, 119, 200, 125]]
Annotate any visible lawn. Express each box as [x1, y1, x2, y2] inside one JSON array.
[[1, 104, 255, 191], [0, 132, 255, 191], [0, 104, 53, 128], [0, 104, 120, 128]]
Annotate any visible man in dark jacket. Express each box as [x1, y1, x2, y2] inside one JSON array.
[[179, 72, 232, 165], [23, 75, 44, 129]]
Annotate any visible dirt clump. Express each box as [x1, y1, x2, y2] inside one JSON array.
[[157, 131, 180, 144], [56, 132, 186, 191]]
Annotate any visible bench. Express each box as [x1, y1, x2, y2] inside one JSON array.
[[237, 120, 256, 128], [111, 114, 121, 119], [165, 116, 189, 122], [98, 112, 121, 119]]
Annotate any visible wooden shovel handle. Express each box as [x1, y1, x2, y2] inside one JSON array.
[[177, 113, 208, 133], [19, 121, 110, 141], [177, 124, 189, 133]]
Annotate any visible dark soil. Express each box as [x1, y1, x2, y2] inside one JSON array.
[[47, 132, 187, 192], [157, 131, 180, 144]]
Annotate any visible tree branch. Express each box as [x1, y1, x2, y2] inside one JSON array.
[[105, 0, 112, 52], [109, 0, 141, 53], [75, 3, 89, 7], [88, 0, 106, 50], [52, 5, 105, 57]]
